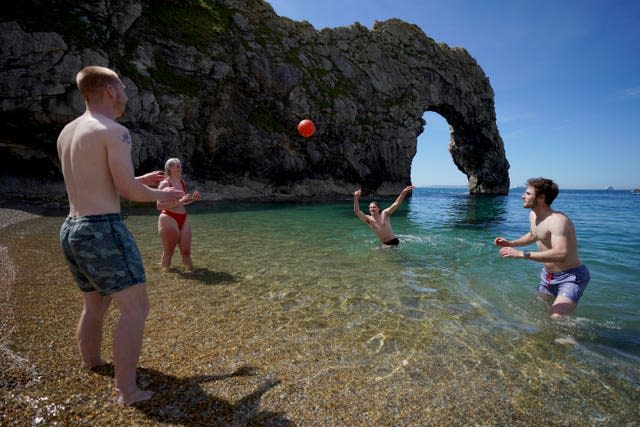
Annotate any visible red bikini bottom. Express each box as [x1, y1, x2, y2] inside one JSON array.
[[161, 210, 187, 230]]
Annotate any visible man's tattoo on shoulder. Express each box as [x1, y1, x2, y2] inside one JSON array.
[[121, 132, 131, 145]]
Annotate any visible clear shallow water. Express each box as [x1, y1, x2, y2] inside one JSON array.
[[4, 188, 640, 424], [159, 188, 640, 358]]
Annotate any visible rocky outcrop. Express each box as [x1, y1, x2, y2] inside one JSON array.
[[0, 0, 509, 201]]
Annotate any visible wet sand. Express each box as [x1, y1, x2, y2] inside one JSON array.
[[0, 208, 47, 422], [1, 205, 638, 426]]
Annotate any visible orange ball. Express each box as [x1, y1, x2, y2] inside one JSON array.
[[297, 119, 315, 138]]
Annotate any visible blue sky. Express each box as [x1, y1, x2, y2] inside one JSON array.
[[268, 0, 640, 189]]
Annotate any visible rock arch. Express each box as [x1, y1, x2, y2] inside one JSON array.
[[346, 19, 511, 195], [265, 17, 511, 196], [0, 1, 510, 200]]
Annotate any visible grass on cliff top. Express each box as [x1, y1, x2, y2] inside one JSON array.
[[146, 0, 233, 51]]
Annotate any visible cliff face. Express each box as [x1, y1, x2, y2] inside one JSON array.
[[0, 0, 509, 201]]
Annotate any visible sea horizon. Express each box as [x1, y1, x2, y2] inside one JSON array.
[[416, 184, 639, 191]]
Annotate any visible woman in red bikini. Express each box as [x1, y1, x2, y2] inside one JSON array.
[[157, 158, 200, 272]]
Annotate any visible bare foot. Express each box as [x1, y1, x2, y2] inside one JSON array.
[[115, 388, 154, 405], [83, 359, 108, 370], [161, 266, 171, 273]]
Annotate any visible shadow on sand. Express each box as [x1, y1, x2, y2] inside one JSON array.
[[92, 364, 293, 425], [175, 267, 239, 286]]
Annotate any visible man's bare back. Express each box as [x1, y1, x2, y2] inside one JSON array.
[[58, 112, 131, 216]]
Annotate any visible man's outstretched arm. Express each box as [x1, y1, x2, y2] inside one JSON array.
[[384, 185, 415, 215]]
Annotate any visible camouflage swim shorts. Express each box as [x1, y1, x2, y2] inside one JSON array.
[[60, 214, 146, 296]]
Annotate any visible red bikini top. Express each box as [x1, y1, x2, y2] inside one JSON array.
[[165, 178, 186, 192]]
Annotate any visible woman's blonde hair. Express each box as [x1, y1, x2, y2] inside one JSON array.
[[164, 158, 181, 176]]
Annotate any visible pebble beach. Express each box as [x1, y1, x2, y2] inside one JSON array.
[[0, 205, 297, 426], [1, 196, 639, 426], [0, 205, 541, 426]]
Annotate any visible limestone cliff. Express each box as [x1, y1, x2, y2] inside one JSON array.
[[0, 0, 509, 202]]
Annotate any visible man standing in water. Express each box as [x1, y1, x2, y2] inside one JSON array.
[[57, 66, 184, 404], [353, 185, 415, 246], [494, 177, 590, 319]]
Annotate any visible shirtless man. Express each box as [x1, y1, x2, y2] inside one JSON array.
[[353, 185, 415, 246], [57, 66, 184, 405], [494, 178, 590, 319]]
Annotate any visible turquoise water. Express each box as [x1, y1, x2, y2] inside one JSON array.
[[159, 187, 640, 360], [5, 188, 640, 423]]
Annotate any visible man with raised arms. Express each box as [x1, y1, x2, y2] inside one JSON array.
[[353, 185, 415, 246], [494, 177, 590, 319], [57, 66, 184, 404]]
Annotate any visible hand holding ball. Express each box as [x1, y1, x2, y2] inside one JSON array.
[[297, 119, 315, 138]]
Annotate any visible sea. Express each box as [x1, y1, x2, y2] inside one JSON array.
[[3, 187, 639, 424]]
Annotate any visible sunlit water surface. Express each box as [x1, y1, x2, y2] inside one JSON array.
[[4, 188, 639, 424]]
